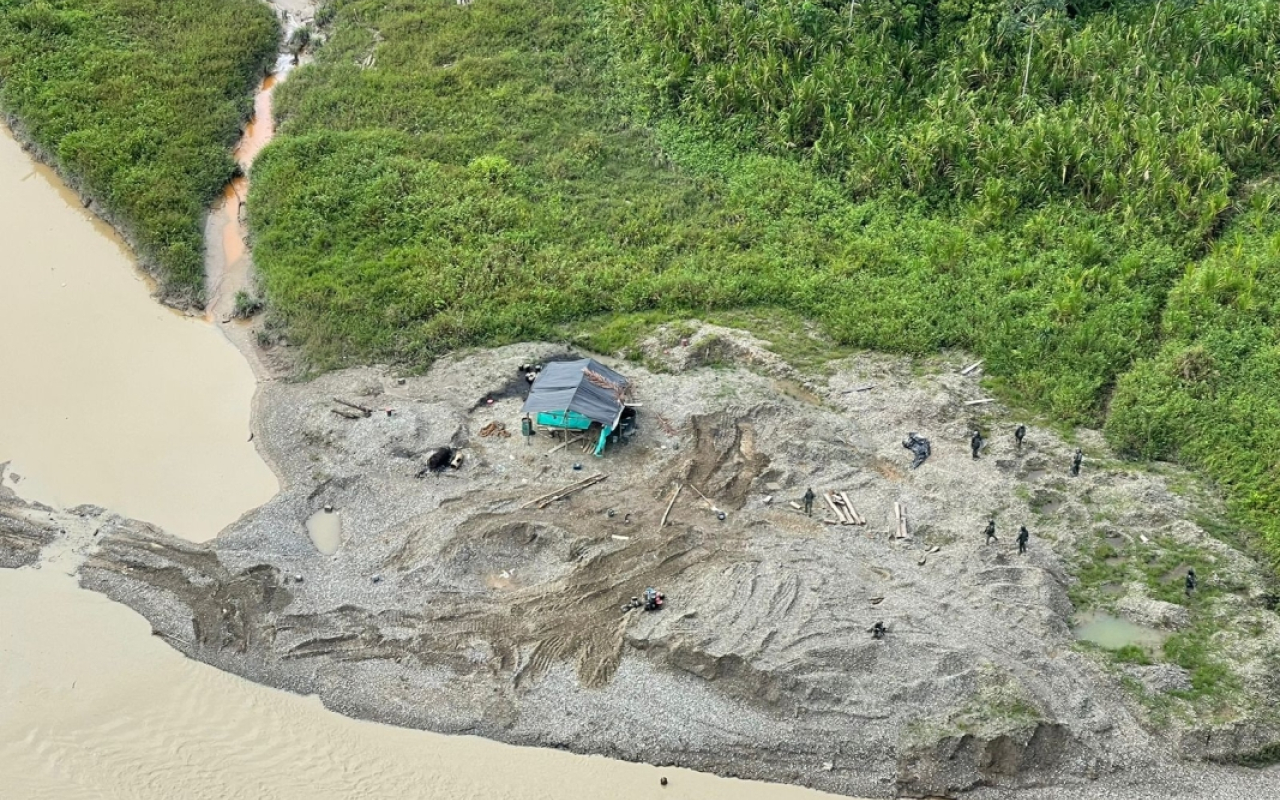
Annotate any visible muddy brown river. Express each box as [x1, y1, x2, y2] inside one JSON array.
[[0, 125, 847, 797], [0, 128, 277, 541]]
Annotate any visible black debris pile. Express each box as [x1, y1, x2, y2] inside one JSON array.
[[903, 432, 932, 469]]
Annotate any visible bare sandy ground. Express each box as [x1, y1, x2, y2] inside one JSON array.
[[7, 324, 1271, 798]]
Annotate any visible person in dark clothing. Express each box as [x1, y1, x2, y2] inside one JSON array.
[[870, 621, 886, 640], [1185, 568, 1198, 597], [984, 519, 998, 545], [971, 430, 984, 460], [803, 487, 816, 516], [1017, 525, 1029, 554], [1015, 424, 1026, 450], [1071, 448, 1083, 477]]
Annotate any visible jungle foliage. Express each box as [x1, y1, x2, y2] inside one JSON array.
[[0, 0, 278, 297], [249, 0, 1280, 557]]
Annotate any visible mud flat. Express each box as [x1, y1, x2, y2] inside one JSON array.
[[37, 325, 1279, 799]]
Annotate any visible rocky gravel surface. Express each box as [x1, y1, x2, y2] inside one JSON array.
[[6, 325, 1280, 798]]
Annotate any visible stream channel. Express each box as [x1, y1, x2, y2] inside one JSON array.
[[0, 11, 847, 800]]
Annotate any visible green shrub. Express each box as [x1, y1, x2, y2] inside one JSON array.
[[0, 0, 278, 299]]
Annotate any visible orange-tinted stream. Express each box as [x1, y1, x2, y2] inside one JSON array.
[[204, 68, 284, 322]]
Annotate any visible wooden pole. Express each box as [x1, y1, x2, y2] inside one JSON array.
[[658, 484, 683, 531], [545, 435, 583, 455], [520, 473, 606, 509], [960, 360, 984, 376], [333, 397, 374, 416]]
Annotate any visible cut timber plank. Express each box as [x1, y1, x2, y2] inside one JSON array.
[[960, 359, 984, 376], [789, 501, 803, 510], [824, 492, 844, 522], [964, 398, 996, 406], [835, 495, 857, 525], [827, 493, 854, 525], [840, 492, 864, 525]]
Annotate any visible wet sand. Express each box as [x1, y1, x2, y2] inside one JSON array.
[[0, 127, 278, 541], [0, 568, 843, 800]]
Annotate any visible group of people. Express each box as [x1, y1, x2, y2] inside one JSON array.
[[973, 425, 1085, 478], [795, 424, 1107, 640], [983, 518, 1031, 554]]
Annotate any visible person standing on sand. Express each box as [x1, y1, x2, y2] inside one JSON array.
[[1015, 424, 1026, 450], [1185, 568, 1198, 597], [1071, 448, 1083, 477], [971, 430, 985, 459], [803, 487, 815, 516], [984, 519, 998, 545], [1017, 525, 1029, 554]]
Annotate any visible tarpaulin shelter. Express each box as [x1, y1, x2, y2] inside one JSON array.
[[521, 358, 632, 455]]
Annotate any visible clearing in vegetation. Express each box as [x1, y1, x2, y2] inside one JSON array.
[[0, 0, 278, 299], [252, 0, 1280, 564]]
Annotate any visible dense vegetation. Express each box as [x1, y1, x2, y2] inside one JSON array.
[[0, 0, 277, 297], [252, 0, 1280, 560], [1107, 186, 1280, 556]]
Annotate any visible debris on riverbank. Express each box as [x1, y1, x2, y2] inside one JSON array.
[[7, 324, 1280, 798]]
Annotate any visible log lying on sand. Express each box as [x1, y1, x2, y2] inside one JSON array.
[[824, 492, 847, 523], [840, 492, 865, 525], [893, 502, 910, 539], [521, 473, 608, 510], [333, 397, 375, 416]]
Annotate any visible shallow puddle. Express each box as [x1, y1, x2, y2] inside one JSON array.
[[306, 508, 343, 554], [0, 126, 277, 541], [1074, 612, 1167, 651], [773, 378, 823, 406]]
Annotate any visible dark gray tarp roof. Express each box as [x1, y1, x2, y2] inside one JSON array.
[[522, 358, 630, 427]]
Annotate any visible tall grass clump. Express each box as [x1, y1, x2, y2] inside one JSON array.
[[0, 0, 278, 299]]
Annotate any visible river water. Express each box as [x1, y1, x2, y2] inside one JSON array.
[[0, 121, 847, 798], [0, 128, 277, 541]]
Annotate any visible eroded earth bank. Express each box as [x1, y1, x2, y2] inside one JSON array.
[[6, 324, 1280, 799]]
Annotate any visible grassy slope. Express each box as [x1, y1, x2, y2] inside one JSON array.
[[0, 0, 278, 299], [253, 0, 1280, 564], [256, 0, 1179, 419]]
